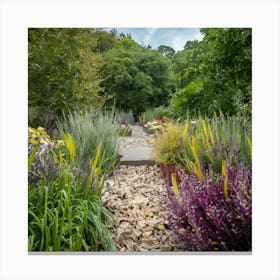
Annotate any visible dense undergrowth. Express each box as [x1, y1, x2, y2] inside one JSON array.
[[28, 109, 120, 251], [152, 113, 252, 251]]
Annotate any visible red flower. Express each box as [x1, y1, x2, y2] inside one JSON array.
[[154, 117, 167, 124]]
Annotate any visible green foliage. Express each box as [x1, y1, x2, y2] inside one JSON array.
[[157, 45, 175, 58], [56, 108, 119, 175], [151, 122, 183, 164], [116, 109, 134, 124], [152, 115, 251, 176], [171, 28, 252, 117], [28, 113, 118, 251], [116, 125, 131, 137], [138, 108, 156, 122], [28, 166, 116, 252], [103, 46, 175, 117], [28, 28, 107, 130], [154, 105, 177, 121], [28, 126, 51, 145], [144, 118, 168, 134], [92, 28, 118, 52]]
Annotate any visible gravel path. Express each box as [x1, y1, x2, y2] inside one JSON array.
[[118, 125, 152, 148], [102, 125, 184, 252], [102, 165, 183, 252]]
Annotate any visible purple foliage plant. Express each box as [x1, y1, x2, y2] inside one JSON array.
[[167, 163, 252, 251]]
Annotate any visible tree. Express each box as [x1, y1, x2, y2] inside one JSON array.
[[157, 45, 175, 58], [103, 45, 175, 117], [28, 28, 106, 130], [91, 28, 118, 52], [171, 28, 252, 117]]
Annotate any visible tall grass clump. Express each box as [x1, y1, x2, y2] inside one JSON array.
[[28, 166, 116, 252], [152, 114, 251, 176], [56, 108, 119, 175], [115, 109, 134, 124], [28, 124, 117, 252]]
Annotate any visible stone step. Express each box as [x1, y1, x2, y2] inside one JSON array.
[[118, 147, 155, 166]]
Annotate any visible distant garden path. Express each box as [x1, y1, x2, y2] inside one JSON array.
[[119, 125, 151, 148], [102, 125, 184, 251]]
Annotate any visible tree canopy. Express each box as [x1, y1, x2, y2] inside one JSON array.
[[28, 28, 252, 130], [28, 28, 106, 129], [103, 43, 175, 117], [170, 28, 252, 117]]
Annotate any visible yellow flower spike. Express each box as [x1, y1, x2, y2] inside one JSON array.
[[213, 111, 217, 120], [59, 150, 66, 164], [149, 135, 155, 145], [194, 164, 204, 180], [202, 120, 208, 136], [63, 133, 76, 162], [201, 133, 208, 151], [189, 136, 204, 180], [247, 137, 252, 157], [183, 121, 189, 140], [52, 151, 59, 163], [202, 120, 210, 150], [222, 160, 229, 200], [171, 173, 180, 199], [37, 126, 45, 132], [208, 124, 215, 145], [93, 143, 101, 170], [219, 108, 224, 117]]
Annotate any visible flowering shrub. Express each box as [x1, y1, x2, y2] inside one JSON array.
[[28, 127, 63, 185], [154, 117, 167, 124], [144, 118, 168, 134], [167, 163, 252, 251]]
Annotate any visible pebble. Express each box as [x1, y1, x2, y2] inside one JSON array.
[[102, 164, 185, 252]]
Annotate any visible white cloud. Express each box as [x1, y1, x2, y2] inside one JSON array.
[[143, 28, 158, 46], [172, 36, 188, 51], [115, 28, 203, 51], [194, 31, 204, 41]]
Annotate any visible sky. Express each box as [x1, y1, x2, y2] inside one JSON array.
[[114, 28, 203, 51]]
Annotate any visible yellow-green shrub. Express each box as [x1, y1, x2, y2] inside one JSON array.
[[151, 122, 184, 164]]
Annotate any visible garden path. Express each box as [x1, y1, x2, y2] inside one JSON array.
[[102, 125, 184, 252], [118, 125, 153, 165]]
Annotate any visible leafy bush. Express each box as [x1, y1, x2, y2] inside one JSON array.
[[170, 28, 251, 117], [154, 105, 176, 121], [167, 163, 251, 251], [138, 108, 156, 123]]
